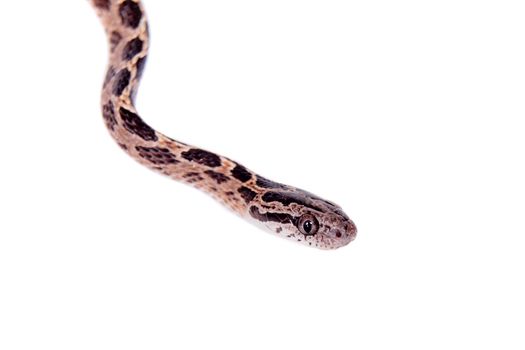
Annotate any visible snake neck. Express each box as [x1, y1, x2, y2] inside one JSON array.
[[92, 0, 268, 215]]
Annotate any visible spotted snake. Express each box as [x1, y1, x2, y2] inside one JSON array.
[[90, 0, 357, 249]]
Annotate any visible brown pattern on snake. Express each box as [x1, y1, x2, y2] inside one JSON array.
[[112, 68, 131, 96], [102, 101, 117, 131], [231, 164, 252, 182], [135, 56, 147, 80], [110, 31, 122, 52], [249, 206, 296, 225], [94, 0, 110, 10], [256, 176, 288, 189], [184, 172, 204, 184], [136, 146, 179, 165], [119, 107, 158, 141], [122, 37, 143, 61], [181, 149, 221, 167], [238, 186, 257, 204], [119, 0, 143, 28], [262, 191, 324, 212], [204, 170, 230, 184]]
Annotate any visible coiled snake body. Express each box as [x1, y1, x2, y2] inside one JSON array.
[[91, 0, 357, 249]]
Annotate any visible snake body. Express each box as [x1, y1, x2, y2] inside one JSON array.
[[91, 0, 357, 249]]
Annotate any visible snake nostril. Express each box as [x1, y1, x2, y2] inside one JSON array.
[[328, 228, 342, 238]]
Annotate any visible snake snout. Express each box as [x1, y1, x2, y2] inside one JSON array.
[[345, 220, 357, 242]]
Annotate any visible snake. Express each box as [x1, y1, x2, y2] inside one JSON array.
[[90, 0, 357, 249]]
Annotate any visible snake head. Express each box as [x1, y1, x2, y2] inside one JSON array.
[[248, 189, 357, 249]]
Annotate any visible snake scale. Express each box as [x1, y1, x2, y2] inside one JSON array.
[[90, 0, 357, 249]]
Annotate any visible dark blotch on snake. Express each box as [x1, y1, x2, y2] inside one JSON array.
[[204, 170, 230, 184], [112, 68, 131, 96], [119, 107, 158, 141], [261, 191, 324, 212], [181, 149, 221, 167], [110, 31, 122, 52], [102, 101, 117, 131], [122, 37, 144, 61], [119, 0, 143, 29], [136, 146, 179, 165], [93, 0, 110, 10], [135, 56, 147, 80], [231, 164, 252, 182], [256, 176, 287, 189], [184, 172, 201, 178], [238, 187, 257, 204], [249, 206, 296, 225], [183, 172, 204, 184]]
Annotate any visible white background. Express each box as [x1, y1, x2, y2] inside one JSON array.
[[0, 1, 524, 349]]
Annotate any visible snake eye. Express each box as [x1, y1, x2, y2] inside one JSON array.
[[298, 214, 319, 236]]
